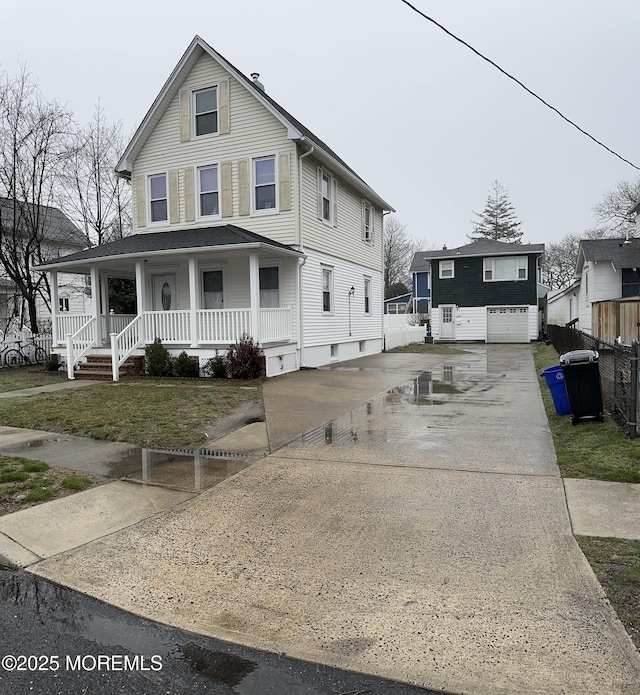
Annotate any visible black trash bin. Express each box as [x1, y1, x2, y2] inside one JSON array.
[[560, 349, 604, 426]]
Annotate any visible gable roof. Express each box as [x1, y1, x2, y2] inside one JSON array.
[[116, 36, 393, 212], [35, 224, 303, 272], [577, 238, 640, 271], [415, 240, 544, 265], [0, 198, 86, 248]]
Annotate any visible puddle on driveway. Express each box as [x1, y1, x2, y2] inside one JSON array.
[[298, 368, 481, 448], [1, 439, 253, 493]]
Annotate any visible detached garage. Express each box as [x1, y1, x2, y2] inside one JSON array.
[[487, 306, 529, 343], [421, 239, 544, 344]]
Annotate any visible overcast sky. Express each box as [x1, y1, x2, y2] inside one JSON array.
[[2, 0, 639, 250]]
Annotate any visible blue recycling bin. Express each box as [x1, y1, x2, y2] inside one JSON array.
[[540, 365, 571, 416]]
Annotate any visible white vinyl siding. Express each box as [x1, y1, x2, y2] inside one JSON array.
[[132, 52, 296, 242], [301, 249, 383, 349], [300, 156, 382, 272], [432, 306, 536, 342]]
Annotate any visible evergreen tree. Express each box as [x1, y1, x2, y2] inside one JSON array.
[[469, 180, 523, 243]]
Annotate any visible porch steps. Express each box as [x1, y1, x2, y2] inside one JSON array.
[[74, 355, 144, 381]]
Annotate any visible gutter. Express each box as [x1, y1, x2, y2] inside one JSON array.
[[297, 140, 315, 368]]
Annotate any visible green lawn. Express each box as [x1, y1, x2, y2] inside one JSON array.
[[0, 379, 262, 448], [535, 342, 640, 651], [534, 343, 640, 482], [0, 454, 100, 516], [0, 366, 67, 393], [389, 342, 469, 355]]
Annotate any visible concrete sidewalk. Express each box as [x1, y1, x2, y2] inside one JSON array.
[[15, 346, 640, 695]]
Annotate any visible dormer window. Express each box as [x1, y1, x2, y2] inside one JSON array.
[[194, 87, 218, 136]]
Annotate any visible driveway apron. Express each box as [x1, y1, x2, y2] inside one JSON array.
[[29, 346, 640, 695]]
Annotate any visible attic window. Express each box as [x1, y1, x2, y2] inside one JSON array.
[[194, 87, 218, 136]]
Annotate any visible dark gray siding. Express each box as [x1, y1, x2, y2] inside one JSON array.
[[432, 255, 539, 308]]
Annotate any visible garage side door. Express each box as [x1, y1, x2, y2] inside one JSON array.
[[487, 307, 529, 343]]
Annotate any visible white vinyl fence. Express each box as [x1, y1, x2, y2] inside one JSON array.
[[0, 331, 52, 367], [384, 325, 425, 350]]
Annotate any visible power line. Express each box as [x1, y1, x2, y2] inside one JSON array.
[[399, 0, 640, 171]]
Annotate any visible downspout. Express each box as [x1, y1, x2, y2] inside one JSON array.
[[297, 140, 314, 368], [382, 210, 392, 351]]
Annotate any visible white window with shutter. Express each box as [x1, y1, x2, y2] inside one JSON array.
[[197, 165, 220, 219], [252, 155, 277, 214], [148, 173, 168, 224], [317, 168, 337, 226]]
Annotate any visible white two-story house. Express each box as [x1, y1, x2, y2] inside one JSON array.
[[38, 36, 393, 378]]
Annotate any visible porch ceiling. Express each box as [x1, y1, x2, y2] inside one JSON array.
[[36, 225, 304, 274]]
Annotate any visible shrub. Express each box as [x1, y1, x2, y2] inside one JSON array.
[[44, 354, 60, 371], [203, 351, 228, 379], [226, 335, 265, 380], [172, 351, 200, 378], [144, 338, 173, 376]]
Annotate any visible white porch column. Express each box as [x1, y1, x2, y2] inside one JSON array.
[[188, 256, 198, 348], [90, 266, 102, 346], [49, 271, 59, 347], [100, 272, 110, 340], [135, 260, 146, 343], [249, 252, 260, 343]]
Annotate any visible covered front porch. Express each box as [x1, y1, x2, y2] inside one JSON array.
[[40, 226, 304, 380]]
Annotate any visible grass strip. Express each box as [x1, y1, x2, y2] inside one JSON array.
[[534, 343, 640, 482]]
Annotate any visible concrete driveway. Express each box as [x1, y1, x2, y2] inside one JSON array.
[[29, 346, 640, 694]]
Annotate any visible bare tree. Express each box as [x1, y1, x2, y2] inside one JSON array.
[[59, 101, 132, 245], [589, 177, 640, 239], [383, 215, 427, 297], [541, 234, 580, 290], [0, 67, 74, 332]]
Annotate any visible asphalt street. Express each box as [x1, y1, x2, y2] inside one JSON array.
[[0, 568, 441, 695]]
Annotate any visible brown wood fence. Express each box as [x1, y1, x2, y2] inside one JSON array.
[[592, 299, 640, 345]]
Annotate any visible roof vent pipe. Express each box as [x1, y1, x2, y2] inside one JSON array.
[[251, 73, 265, 91]]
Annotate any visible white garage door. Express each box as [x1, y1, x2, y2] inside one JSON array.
[[487, 307, 529, 343]]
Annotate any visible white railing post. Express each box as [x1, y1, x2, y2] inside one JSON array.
[[110, 332, 119, 382], [66, 333, 75, 380]]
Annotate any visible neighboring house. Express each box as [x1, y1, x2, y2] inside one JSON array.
[[384, 293, 411, 314], [546, 280, 580, 328], [0, 198, 88, 334], [573, 238, 640, 344], [409, 253, 431, 315], [37, 36, 393, 378], [422, 240, 545, 343]]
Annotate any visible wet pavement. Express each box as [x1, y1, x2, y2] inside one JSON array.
[[0, 567, 439, 695], [18, 346, 640, 695]]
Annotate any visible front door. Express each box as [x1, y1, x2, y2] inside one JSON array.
[[152, 274, 176, 311], [440, 305, 455, 339]]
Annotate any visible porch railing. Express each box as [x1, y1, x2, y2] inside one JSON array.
[[197, 309, 251, 343], [57, 314, 93, 346], [66, 316, 96, 379], [110, 315, 143, 381], [260, 307, 292, 343], [145, 311, 191, 344], [102, 313, 136, 339]]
